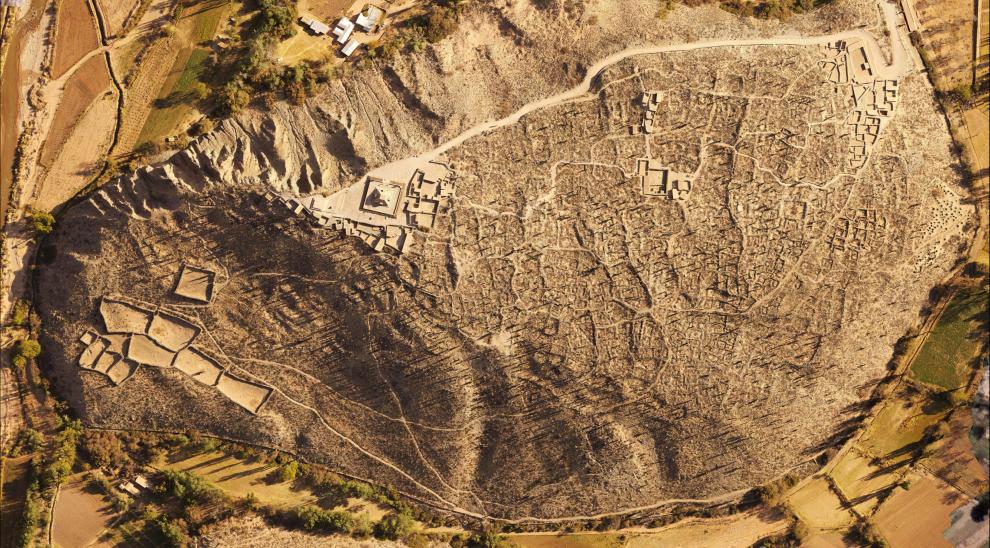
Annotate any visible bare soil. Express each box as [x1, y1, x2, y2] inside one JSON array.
[[34, 90, 117, 211], [51, 476, 118, 548], [36, 54, 111, 174], [51, 0, 101, 79]]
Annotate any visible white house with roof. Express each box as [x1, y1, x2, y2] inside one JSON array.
[[333, 17, 354, 44], [356, 5, 384, 32]]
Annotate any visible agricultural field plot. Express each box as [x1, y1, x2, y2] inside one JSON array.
[[275, 30, 332, 66], [858, 384, 950, 458], [51, 475, 119, 548], [922, 407, 990, 498], [135, 0, 232, 146], [163, 450, 320, 507], [910, 286, 988, 390], [96, 0, 143, 37], [0, 456, 32, 548], [137, 48, 210, 145], [36, 55, 112, 174], [300, 0, 356, 23], [912, 0, 979, 91], [785, 477, 854, 530], [829, 450, 905, 516], [51, 0, 101, 79], [873, 472, 968, 548], [35, 91, 118, 211]]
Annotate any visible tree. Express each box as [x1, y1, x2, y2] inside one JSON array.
[[157, 517, 189, 548], [28, 209, 55, 235], [374, 511, 416, 540], [279, 460, 299, 482], [191, 82, 209, 101], [11, 300, 29, 325], [216, 81, 251, 115], [16, 339, 42, 359]]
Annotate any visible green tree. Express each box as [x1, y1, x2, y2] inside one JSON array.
[[16, 339, 42, 359], [28, 209, 55, 235], [374, 511, 416, 540], [279, 460, 299, 482]]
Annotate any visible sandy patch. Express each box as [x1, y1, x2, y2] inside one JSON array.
[[52, 476, 117, 548], [107, 359, 139, 385], [100, 298, 153, 334], [786, 477, 854, 530], [126, 334, 176, 367], [147, 312, 200, 351], [173, 346, 224, 386], [174, 264, 216, 302], [78, 338, 109, 368], [216, 373, 272, 414]]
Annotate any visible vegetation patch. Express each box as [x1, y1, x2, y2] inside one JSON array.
[[910, 286, 988, 389]]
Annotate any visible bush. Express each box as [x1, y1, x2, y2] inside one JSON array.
[[215, 81, 251, 115], [279, 460, 299, 482], [16, 339, 41, 359], [157, 517, 189, 547], [28, 209, 55, 235], [80, 430, 130, 469], [11, 300, 29, 325], [374, 511, 416, 540], [421, 8, 458, 43]]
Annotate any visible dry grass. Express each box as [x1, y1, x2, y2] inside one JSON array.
[[96, 0, 143, 37], [51, 0, 101, 78], [0, 456, 32, 548], [829, 451, 903, 516], [913, 0, 977, 91], [785, 477, 854, 530]]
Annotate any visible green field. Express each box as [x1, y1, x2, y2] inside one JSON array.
[[910, 286, 988, 389], [185, 0, 232, 44], [137, 48, 210, 145]]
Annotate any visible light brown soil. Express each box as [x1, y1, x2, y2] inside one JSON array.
[[216, 373, 272, 414], [126, 334, 176, 367], [100, 299, 153, 334], [51, 0, 101, 79], [96, 0, 142, 37], [37, 55, 111, 173], [173, 347, 224, 385], [147, 312, 200, 351], [34, 90, 117, 211], [52, 476, 118, 548], [874, 473, 967, 548]]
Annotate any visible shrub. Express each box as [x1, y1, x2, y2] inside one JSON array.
[[374, 511, 416, 540], [11, 300, 29, 325], [279, 460, 299, 482], [190, 118, 215, 137], [16, 339, 41, 359], [28, 209, 55, 235], [157, 517, 189, 547], [421, 8, 458, 43]]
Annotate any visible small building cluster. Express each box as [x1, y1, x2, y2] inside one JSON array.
[[635, 158, 693, 199], [630, 91, 662, 135], [299, 4, 384, 58], [822, 40, 900, 170], [76, 293, 273, 414], [272, 162, 455, 255]]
